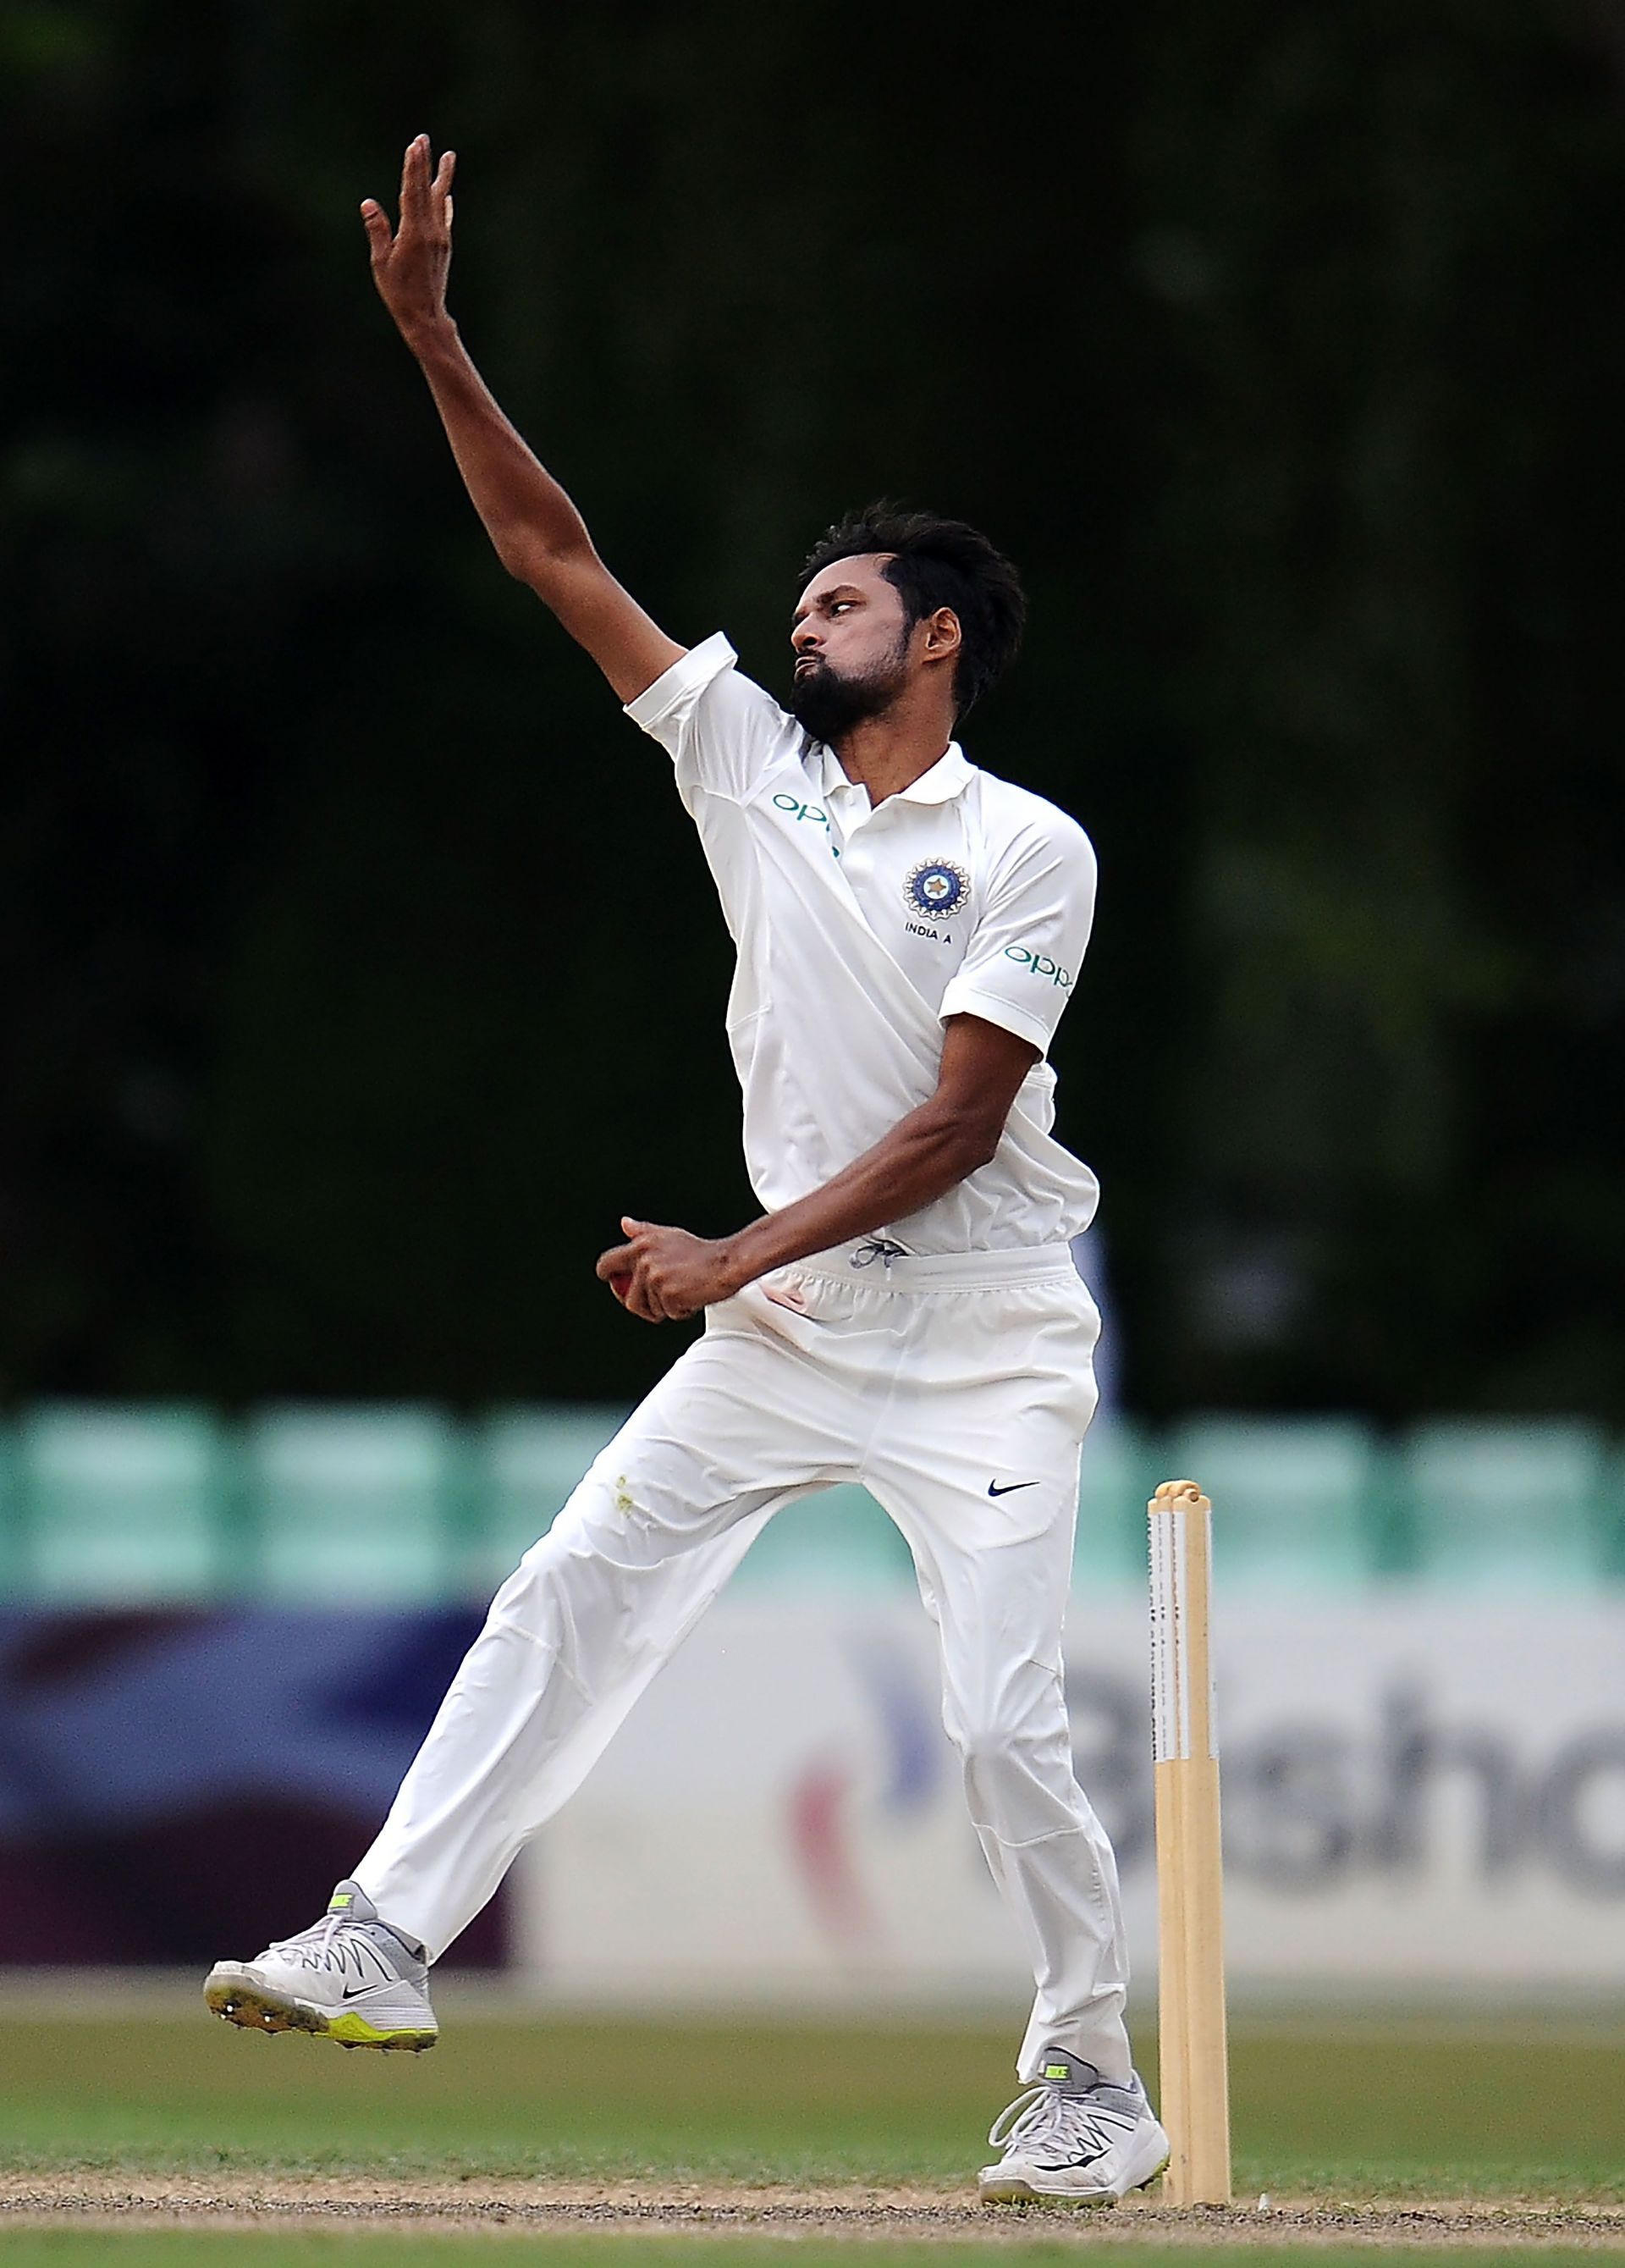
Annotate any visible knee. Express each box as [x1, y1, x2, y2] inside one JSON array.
[[487, 1488, 623, 1631], [944, 1661, 1066, 1768], [954, 1713, 1099, 1852], [949, 1707, 1010, 1765], [945, 1686, 1077, 1804], [500, 1465, 645, 1593], [950, 1713, 1054, 1794]]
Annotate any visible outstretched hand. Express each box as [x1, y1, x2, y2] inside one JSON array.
[[597, 1217, 746, 1324], [361, 134, 455, 339]]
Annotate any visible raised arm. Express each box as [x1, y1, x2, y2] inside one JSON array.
[[361, 136, 683, 705]]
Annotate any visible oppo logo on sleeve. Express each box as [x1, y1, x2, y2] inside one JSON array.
[[1004, 945, 1072, 990]]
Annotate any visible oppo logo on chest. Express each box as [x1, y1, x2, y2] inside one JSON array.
[[772, 793, 830, 828], [771, 792, 845, 862]]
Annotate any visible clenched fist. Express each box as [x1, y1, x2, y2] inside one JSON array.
[[596, 1217, 749, 1324]]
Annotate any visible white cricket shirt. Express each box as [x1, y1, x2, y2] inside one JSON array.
[[625, 633, 1100, 1252]]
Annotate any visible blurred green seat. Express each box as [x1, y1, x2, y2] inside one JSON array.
[[468, 1405, 631, 1592], [19, 1404, 228, 1603], [1074, 1418, 1156, 1590], [735, 1483, 915, 1592], [1160, 1415, 1378, 1592], [1402, 1420, 1607, 1591], [248, 1406, 460, 1603]]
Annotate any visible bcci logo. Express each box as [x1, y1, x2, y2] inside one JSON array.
[[902, 858, 970, 922]]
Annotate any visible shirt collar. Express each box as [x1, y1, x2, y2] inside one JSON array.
[[817, 742, 975, 806]]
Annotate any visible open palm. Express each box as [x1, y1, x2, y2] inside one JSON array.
[[361, 134, 456, 338]]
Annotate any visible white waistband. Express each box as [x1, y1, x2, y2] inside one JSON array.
[[794, 1241, 1081, 1294]]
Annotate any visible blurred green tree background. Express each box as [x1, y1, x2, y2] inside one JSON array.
[[3, 2, 1621, 1417]]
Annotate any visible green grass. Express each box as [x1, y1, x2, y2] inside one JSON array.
[[1, 2011, 1621, 2204]]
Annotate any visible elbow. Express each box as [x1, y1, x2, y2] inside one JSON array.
[[493, 539, 554, 588], [486, 523, 535, 582], [493, 527, 594, 589], [964, 1124, 1003, 1175], [939, 1111, 1003, 1179]]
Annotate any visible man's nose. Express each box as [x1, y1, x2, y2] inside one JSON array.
[[791, 621, 822, 654]]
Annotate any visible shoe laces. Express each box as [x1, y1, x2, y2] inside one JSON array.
[[988, 2078, 1141, 2162], [268, 1909, 383, 1976]]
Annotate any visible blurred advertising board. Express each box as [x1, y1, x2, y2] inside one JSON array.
[[0, 1608, 505, 1967], [3, 1598, 1621, 1989], [515, 1600, 1625, 1997]]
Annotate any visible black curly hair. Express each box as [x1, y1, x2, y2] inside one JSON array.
[[798, 504, 1026, 718]]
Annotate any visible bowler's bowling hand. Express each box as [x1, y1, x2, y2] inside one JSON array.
[[361, 134, 455, 340], [596, 1218, 746, 1323]]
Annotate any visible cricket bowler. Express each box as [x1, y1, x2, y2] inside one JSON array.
[[206, 135, 1169, 2209]]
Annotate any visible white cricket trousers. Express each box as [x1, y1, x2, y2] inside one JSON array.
[[356, 1242, 1132, 2083]]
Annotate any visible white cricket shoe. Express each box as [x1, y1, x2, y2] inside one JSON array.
[[978, 2048, 1170, 2206], [205, 1879, 438, 2052]]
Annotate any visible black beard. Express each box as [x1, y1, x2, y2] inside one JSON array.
[[786, 651, 908, 744]]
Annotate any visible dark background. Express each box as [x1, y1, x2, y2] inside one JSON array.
[[4, 2, 1621, 1421]]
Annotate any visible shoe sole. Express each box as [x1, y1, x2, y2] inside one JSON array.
[[204, 1967, 438, 2053], [978, 2153, 1171, 2209]]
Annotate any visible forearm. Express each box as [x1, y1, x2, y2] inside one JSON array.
[[366, 140, 679, 701], [602, 1003, 1036, 1325], [405, 316, 594, 582], [723, 1104, 993, 1287]]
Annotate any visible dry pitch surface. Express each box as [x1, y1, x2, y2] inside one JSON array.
[[6, 2171, 1625, 2248]]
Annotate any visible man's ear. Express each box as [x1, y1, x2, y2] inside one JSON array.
[[922, 606, 962, 664]]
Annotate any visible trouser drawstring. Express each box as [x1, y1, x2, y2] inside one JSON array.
[[851, 1237, 910, 1269]]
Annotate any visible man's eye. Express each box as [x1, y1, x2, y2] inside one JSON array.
[[830, 601, 853, 614]]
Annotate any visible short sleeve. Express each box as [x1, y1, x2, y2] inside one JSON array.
[[939, 814, 1097, 1057], [623, 632, 798, 815]]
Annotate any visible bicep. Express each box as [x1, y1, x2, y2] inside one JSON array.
[[938, 822, 1097, 1059], [525, 549, 686, 704]]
